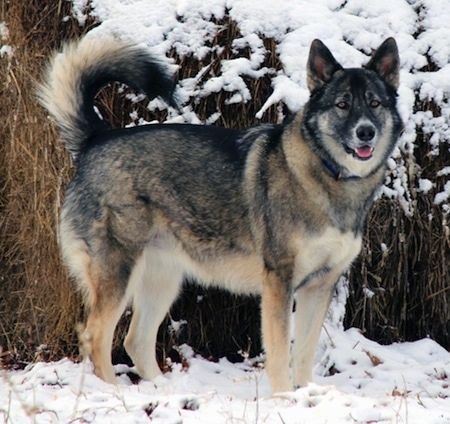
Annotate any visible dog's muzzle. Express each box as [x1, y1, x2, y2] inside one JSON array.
[[350, 124, 377, 160]]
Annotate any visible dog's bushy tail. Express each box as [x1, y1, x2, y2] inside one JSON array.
[[38, 35, 178, 160]]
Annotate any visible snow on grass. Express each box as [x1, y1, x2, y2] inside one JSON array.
[[73, 0, 450, 217]]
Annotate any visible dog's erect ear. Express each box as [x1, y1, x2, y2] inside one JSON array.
[[366, 38, 400, 90], [307, 39, 343, 92]]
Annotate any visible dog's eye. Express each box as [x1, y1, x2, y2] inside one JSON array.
[[336, 101, 349, 110], [370, 99, 381, 108]]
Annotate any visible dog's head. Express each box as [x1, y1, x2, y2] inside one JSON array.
[[302, 38, 403, 179]]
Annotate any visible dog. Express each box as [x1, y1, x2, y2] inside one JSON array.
[[38, 34, 402, 394]]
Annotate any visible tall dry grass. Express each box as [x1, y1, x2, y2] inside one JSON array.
[[0, 1, 85, 364]]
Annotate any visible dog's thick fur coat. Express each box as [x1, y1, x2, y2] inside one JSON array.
[[39, 35, 402, 394]]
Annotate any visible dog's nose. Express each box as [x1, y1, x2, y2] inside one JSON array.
[[356, 125, 376, 142]]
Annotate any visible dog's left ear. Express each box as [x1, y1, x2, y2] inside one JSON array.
[[307, 39, 343, 92], [366, 38, 400, 90]]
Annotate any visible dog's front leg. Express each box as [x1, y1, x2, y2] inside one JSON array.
[[292, 273, 337, 388], [261, 269, 293, 394]]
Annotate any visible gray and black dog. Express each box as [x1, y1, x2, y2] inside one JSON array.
[[38, 34, 402, 394]]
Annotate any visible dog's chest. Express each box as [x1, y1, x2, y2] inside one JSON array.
[[292, 227, 362, 288]]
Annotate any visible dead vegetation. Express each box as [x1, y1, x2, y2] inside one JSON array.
[[0, 2, 448, 371]]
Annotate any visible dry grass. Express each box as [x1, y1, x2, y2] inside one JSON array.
[[0, 1, 448, 372], [0, 0, 86, 363]]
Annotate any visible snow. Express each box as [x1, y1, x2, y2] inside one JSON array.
[[2, 325, 449, 423], [417, 178, 433, 193], [0, 23, 13, 58], [2, 0, 450, 422]]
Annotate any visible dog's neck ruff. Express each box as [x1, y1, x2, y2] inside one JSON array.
[[322, 159, 361, 181]]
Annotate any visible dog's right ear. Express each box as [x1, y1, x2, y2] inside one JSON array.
[[307, 39, 343, 92]]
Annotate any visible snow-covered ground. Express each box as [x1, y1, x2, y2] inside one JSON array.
[[1, 0, 450, 422], [2, 326, 449, 423]]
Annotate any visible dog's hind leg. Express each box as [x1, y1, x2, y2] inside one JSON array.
[[292, 274, 337, 388], [81, 263, 129, 384], [124, 246, 183, 381]]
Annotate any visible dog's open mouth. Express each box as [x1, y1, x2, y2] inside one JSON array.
[[345, 145, 374, 161], [355, 146, 374, 160]]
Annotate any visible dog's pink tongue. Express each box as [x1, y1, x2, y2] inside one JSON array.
[[355, 146, 373, 158]]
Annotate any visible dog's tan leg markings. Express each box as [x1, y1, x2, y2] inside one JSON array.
[[261, 271, 293, 393], [81, 264, 128, 384]]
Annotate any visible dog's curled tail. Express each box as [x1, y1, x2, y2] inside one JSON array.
[[38, 35, 178, 161]]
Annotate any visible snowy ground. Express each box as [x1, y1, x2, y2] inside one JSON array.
[[1, 288, 449, 423], [1, 0, 450, 422], [1, 326, 449, 423]]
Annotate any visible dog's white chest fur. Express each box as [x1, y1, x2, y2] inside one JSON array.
[[292, 227, 362, 289]]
